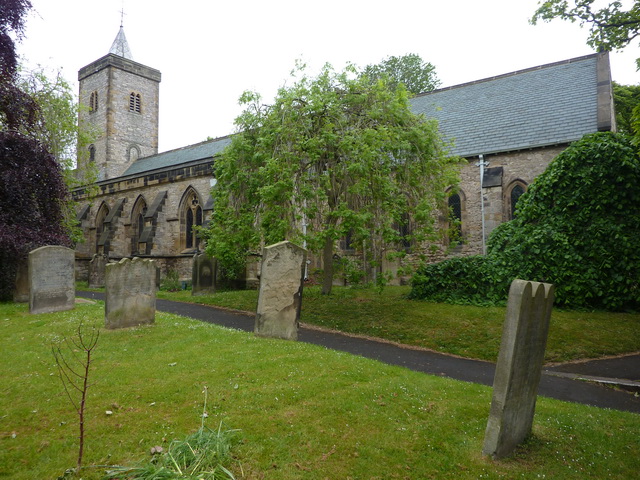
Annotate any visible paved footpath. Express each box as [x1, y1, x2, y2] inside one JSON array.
[[78, 292, 640, 414]]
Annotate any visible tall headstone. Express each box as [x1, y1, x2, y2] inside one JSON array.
[[89, 254, 108, 288], [483, 279, 555, 459], [192, 253, 216, 296], [255, 241, 306, 341], [28, 246, 75, 314], [105, 257, 156, 329]]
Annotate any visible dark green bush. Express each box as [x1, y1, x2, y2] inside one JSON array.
[[408, 255, 506, 305], [411, 132, 640, 310]]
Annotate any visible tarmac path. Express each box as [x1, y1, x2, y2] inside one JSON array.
[[77, 291, 640, 414]]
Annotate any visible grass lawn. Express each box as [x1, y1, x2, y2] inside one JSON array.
[[155, 285, 640, 363], [1, 300, 639, 479]]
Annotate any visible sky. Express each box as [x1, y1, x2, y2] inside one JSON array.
[[16, 0, 640, 153]]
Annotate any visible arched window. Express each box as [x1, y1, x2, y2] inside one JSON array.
[[128, 145, 140, 163], [131, 197, 147, 255], [505, 181, 527, 220], [88, 145, 96, 162], [129, 92, 141, 113], [448, 193, 462, 241], [445, 188, 466, 247], [89, 91, 98, 113], [396, 213, 412, 251], [95, 203, 110, 254], [181, 188, 203, 251]]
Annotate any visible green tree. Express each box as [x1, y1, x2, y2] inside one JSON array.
[[531, 1, 640, 68], [0, 0, 72, 300], [204, 63, 460, 294], [361, 53, 440, 95], [613, 81, 640, 136], [17, 67, 99, 243]]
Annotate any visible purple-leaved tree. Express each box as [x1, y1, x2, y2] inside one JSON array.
[[0, 0, 71, 300]]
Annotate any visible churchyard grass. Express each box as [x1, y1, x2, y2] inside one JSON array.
[[154, 285, 640, 363], [1, 300, 639, 479]]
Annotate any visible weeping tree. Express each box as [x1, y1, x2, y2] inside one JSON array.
[[203, 63, 460, 294], [0, 0, 71, 300]]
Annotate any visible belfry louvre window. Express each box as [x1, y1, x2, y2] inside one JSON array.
[[89, 91, 98, 113], [129, 92, 141, 113]]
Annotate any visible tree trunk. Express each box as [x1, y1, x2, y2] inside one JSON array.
[[321, 236, 334, 295]]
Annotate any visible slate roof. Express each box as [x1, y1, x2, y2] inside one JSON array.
[[122, 136, 232, 176], [120, 54, 606, 178], [410, 53, 603, 158]]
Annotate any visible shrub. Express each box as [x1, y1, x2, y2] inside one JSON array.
[[409, 255, 505, 305], [160, 270, 182, 292], [411, 132, 640, 310]]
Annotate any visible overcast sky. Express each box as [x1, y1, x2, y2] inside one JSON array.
[[17, 0, 639, 153]]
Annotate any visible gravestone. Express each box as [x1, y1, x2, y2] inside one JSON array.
[[13, 259, 29, 303], [255, 241, 306, 341], [88, 254, 108, 288], [192, 252, 217, 296], [28, 246, 75, 314], [105, 257, 156, 329], [483, 279, 555, 459]]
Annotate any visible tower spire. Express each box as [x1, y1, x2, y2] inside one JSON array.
[[109, 24, 133, 60], [110, 4, 132, 60]]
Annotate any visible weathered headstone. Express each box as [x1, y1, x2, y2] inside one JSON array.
[[192, 252, 217, 296], [105, 257, 156, 329], [88, 254, 108, 288], [483, 279, 555, 459], [13, 258, 29, 303], [255, 241, 306, 341], [28, 246, 75, 314]]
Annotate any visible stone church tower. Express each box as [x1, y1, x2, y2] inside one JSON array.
[[77, 26, 161, 181]]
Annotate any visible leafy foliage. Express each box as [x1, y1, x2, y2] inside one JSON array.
[[531, 0, 640, 68], [106, 424, 238, 480], [0, 132, 71, 299], [0, 1, 72, 300], [411, 132, 640, 310], [0, 0, 31, 82], [203, 63, 460, 294], [361, 53, 440, 94], [17, 66, 100, 244], [408, 255, 503, 306], [613, 81, 640, 151]]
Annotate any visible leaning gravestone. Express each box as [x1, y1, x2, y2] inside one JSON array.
[[88, 253, 108, 288], [105, 257, 156, 329], [255, 241, 306, 341], [483, 279, 555, 459], [192, 252, 217, 296], [28, 246, 75, 314]]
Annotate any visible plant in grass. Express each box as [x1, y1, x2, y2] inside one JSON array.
[[52, 321, 100, 474], [105, 387, 239, 480], [160, 270, 182, 292]]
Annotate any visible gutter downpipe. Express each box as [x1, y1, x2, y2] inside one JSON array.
[[476, 155, 489, 255]]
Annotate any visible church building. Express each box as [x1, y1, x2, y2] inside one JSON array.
[[73, 27, 616, 285]]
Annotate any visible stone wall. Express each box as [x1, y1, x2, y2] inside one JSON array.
[[78, 54, 160, 181], [74, 144, 566, 285], [74, 160, 213, 282], [419, 145, 564, 263]]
